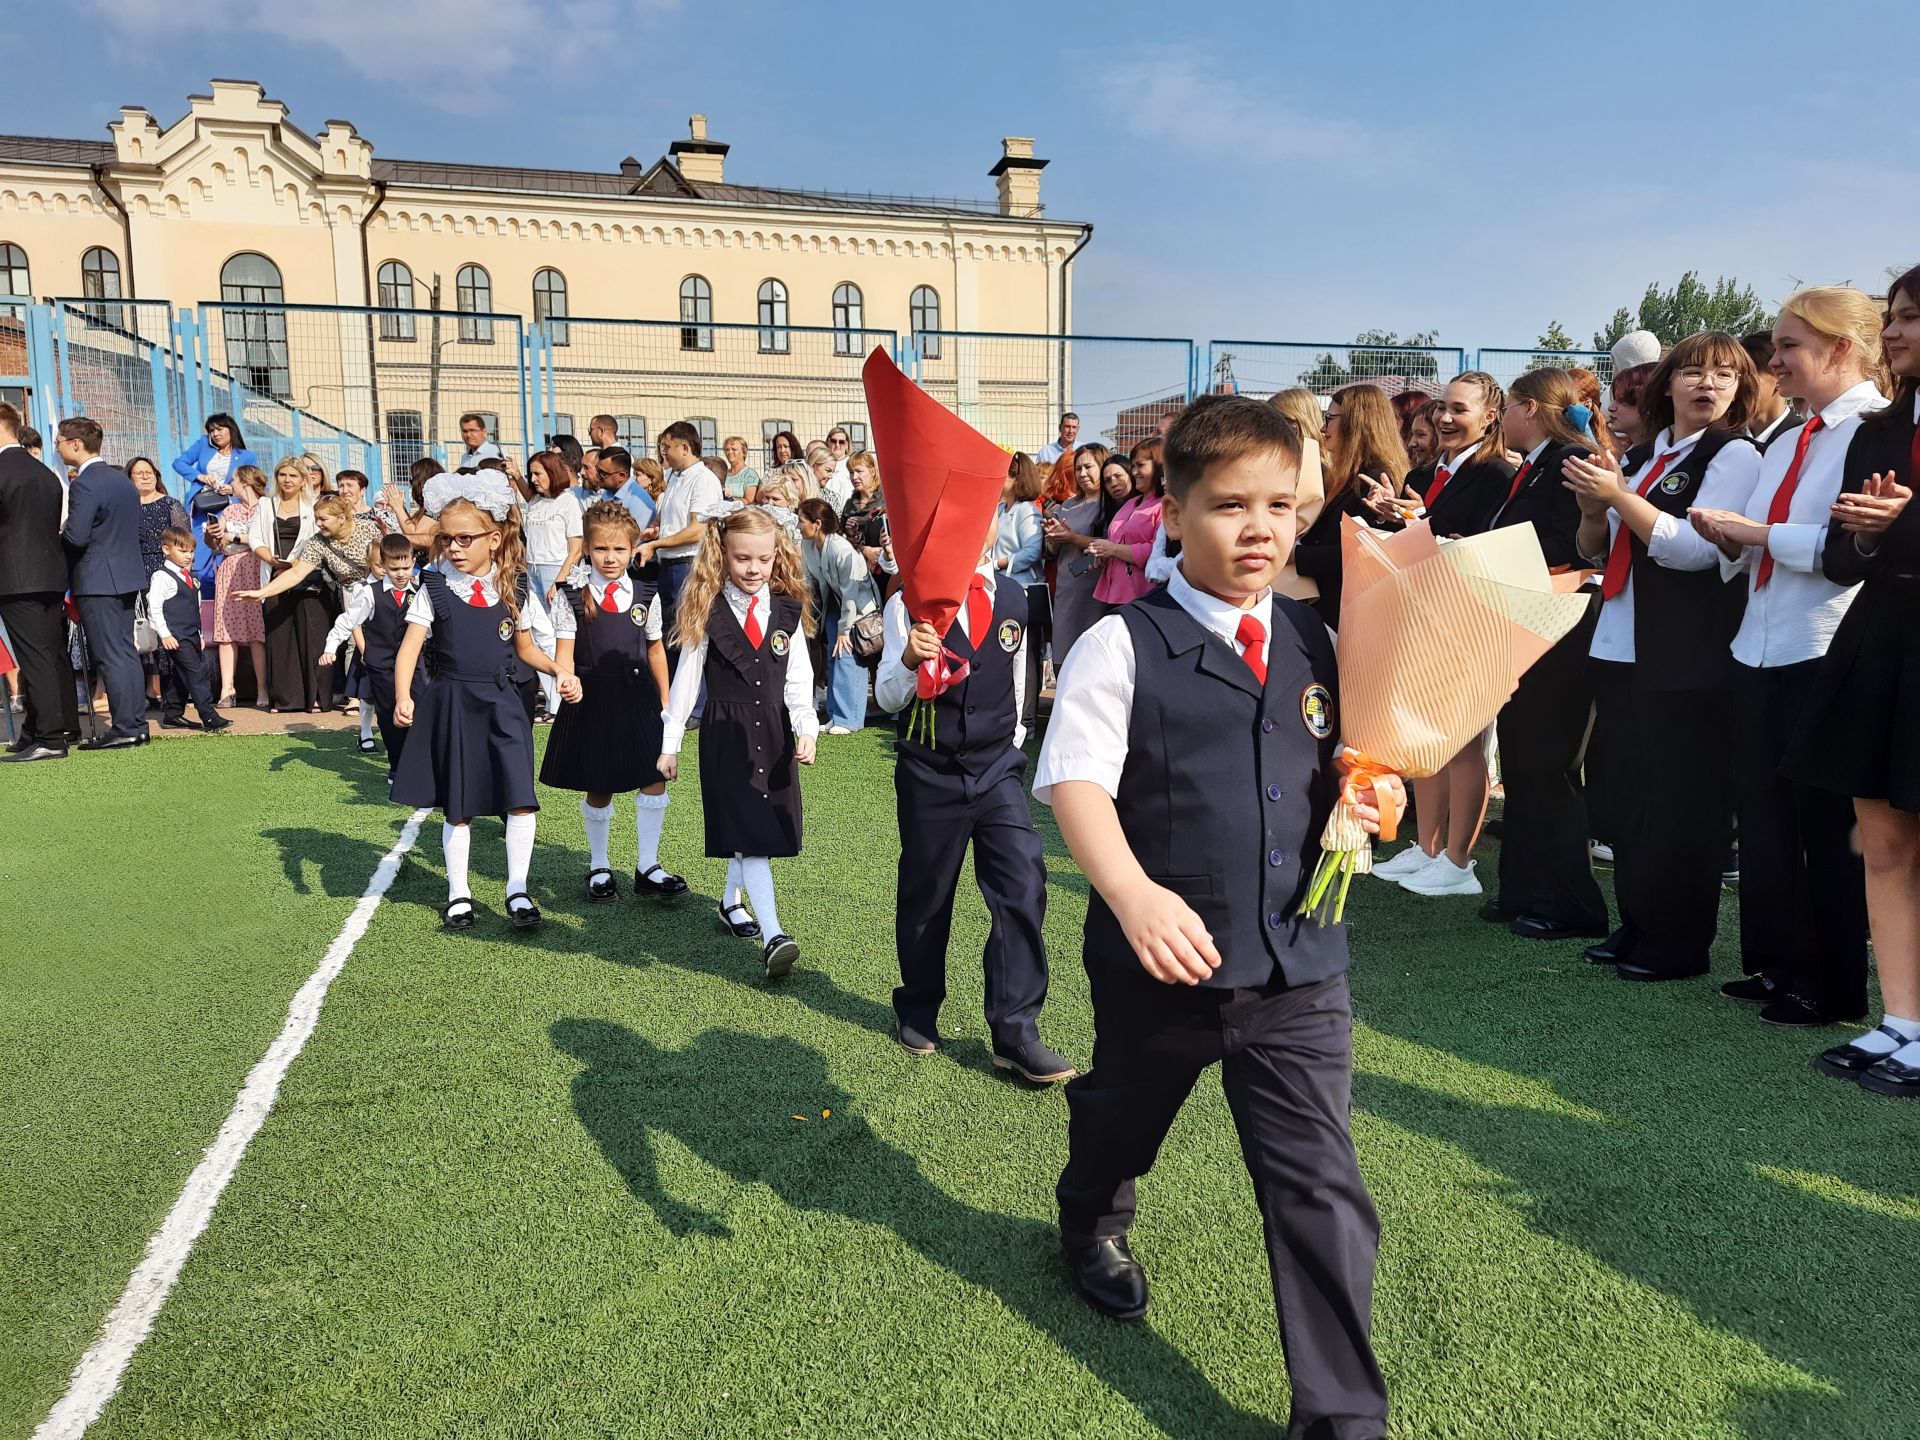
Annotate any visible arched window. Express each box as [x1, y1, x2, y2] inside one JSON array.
[[533, 268, 569, 346], [219, 252, 289, 398], [456, 263, 493, 343], [910, 285, 941, 359], [679, 275, 713, 352], [80, 247, 122, 326], [376, 261, 415, 340], [832, 282, 863, 356], [756, 278, 789, 354], [0, 243, 30, 298]]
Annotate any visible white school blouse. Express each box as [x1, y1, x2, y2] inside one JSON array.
[[549, 575, 663, 642], [660, 581, 818, 754]]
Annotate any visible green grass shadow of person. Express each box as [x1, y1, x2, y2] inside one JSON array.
[[264, 726, 399, 809], [551, 1018, 1279, 1439]]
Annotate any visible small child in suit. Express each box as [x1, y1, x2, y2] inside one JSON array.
[[319, 533, 420, 770], [1035, 394, 1398, 1439], [148, 528, 231, 733]]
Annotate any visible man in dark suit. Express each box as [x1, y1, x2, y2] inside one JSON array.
[[0, 402, 78, 761], [57, 416, 149, 749]]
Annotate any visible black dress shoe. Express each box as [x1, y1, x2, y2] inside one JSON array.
[[1478, 900, 1517, 924], [761, 933, 799, 980], [585, 868, 620, 903], [505, 893, 543, 929], [79, 733, 145, 750], [992, 1039, 1077, 1084], [1761, 994, 1866, 1029], [5, 735, 30, 753], [202, 716, 233, 733], [1858, 1053, 1920, 1099], [160, 716, 202, 730], [1584, 927, 1630, 965], [1062, 1234, 1148, 1322], [1815, 1025, 1914, 1081], [634, 864, 690, 902], [896, 1020, 942, 1056], [441, 898, 476, 932], [1616, 961, 1708, 983], [1510, 914, 1608, 942], [1721, 973, 1784, 1005], [717, 902, 762, 939], [0, 743, 68, 763]]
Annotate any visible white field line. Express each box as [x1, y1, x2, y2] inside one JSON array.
[[34, 809, 430, 1440]]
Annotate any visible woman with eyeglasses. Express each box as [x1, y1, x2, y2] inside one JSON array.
[[1563, 334, 1762, 982]]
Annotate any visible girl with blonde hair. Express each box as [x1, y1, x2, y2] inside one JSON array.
[[658, 507, 818, 978]]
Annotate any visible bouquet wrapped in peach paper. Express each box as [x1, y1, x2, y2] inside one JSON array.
[[1304, 516, 1594, 923]]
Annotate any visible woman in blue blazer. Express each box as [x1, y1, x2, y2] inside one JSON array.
[[173, 413, 260, 580]]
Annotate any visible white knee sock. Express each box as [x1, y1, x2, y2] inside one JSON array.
[[581, 799, 613, 871], [504, 812, 536, 903], [635, 791, 669, 873], [1856, 1014, 1920, 1057], [359, 706, 376, 741], [723, 855, 744, 909], [739, 855, 782, 938], [442, 821, 472, 905]]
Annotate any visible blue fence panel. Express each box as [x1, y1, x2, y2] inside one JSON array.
[[45, 299, 187, 488], [1204, 341, 1466, 401], [1476, 347, 1614, 392]]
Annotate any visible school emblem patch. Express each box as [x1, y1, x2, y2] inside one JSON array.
[[1660, 470, 1689, 495], [770, 629, 790, 657], [997, 619, 1023, 653], [1300, 683, 1334, 739], [629, 604, 646, 626], [497, 619, 513, 642]]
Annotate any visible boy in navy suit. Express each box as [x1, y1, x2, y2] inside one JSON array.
[[57, 416, 149, 748], [1035, 394, 1397, 1439]]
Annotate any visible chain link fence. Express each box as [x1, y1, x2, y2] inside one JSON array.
[[1204, 340, 1466, 402], [1475, 348, 1615, 393], [42, 299, 184, 485]]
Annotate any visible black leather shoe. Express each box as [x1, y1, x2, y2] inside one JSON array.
[[1585, 927, 1630, 965], [202, 716, 233, 733], [160, 715, 202, 730], [761, 934, 799, 980], [505, 893, 543, 929], [79, 733, 145, 751], [1510, 914, 1608, 942], [1062, 1234, 1148, 1322], [992, 1039, 1077, 1084], [717, 902, 761, 939], [5, 735, 29, 753], [0, 743, 68, 763], [1815, 1025, 1913, 1081], [1721, 973, 1783, 1005], [1761, 994, 1866, 1029], [896, 1021, 942, 1056], [1616, 961, 1708, 983], [1858, 1053, 1920, 1099], [1478, 900, 1516, 924], [441, 898, 476, 932], [585, 868, 619, 903], [634, 864, 690, 902]]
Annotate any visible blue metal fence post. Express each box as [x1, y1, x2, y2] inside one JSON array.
[[52, 303, 77, 420], [517, 319, 536, 463], [150, 334, 177, 497], [23, 303, 59, 441]]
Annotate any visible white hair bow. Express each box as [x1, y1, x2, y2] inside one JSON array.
[[422, 471, 516, 521]]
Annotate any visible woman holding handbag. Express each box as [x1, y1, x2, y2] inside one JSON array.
[[798, 497, 881, 735]]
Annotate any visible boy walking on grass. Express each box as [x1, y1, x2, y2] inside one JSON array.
[[1035, 394, 1397, 1439]]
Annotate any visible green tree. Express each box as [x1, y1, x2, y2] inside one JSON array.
[[1591, 273, 1773, 349], [1536, 320, 1576, 352], [1301, 330, 1443, 392]]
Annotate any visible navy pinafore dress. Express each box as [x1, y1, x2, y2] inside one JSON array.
[[540, 572, 667, 794], [698, 592, 804, 858]]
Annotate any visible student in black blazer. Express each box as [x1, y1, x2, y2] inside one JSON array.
[[1294, 383, 1411, 632], [56, 417, 150, 748], [1483, 368, 1611, 939], [0, 403, 78, 761]]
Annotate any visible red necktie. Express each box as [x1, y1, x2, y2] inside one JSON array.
[[1755, 416, 1825, 589], [1503, 460, 1533, 508], [468, 579, 487, 607], [743, 593, 763, 648], [601, 582, 620, 613], [1426, 464, 1454, 507], [1599, 453, 1673, 600], [966, 572, 991, 648], [1235, 611, 1267, 686], [393, 587, 406, 606]]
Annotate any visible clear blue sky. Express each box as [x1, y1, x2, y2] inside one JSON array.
[[11, 0, 1916, 350]]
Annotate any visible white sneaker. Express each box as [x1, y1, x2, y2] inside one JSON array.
[[1400, 854, 1482, 896], [1588, 840, 1614, 865], [1372, 845, 1436, 881], [825, 724, 853, 736]]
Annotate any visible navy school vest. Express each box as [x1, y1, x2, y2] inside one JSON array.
[[159, 566, 200, 642], [361, 582, 415, 672], [1086, 588, 1350, 990], [894, 577, 1026, 775]]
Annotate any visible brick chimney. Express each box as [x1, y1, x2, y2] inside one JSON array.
[[669, 114, 728, 186], [989, 136, 1046, 217]]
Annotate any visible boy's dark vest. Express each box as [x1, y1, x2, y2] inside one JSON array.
[[563, 569, 661, 673], [895, 578, 1026, 775], [1621, 429, 1754, 690], [1087, 589, 1349, 990], [361, 581, 416, 673], [159, 566, 200, 643]]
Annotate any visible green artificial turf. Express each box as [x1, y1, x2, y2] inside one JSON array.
[[5, 727, 1918, 1438]]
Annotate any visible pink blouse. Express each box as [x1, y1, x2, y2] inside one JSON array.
[[1092, 494, 1163, 606]]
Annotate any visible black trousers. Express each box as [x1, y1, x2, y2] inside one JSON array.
[[162, 636, 221, 725], [0, 591, 78, 746], [1731, 661, 1869, 1013], [1058, 967, 1387, 1437], [1591, 661, 1731, 976], [368, 665, 410, 772], [1021, 581, 1050, 730], [1494, 603, 1606, 931], [263, 589, 330, 710], [892, 748, 1049, 1047], [73, 592, 147, 740]]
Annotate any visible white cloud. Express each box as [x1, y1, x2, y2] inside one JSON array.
[[83, 0, 678, 89]]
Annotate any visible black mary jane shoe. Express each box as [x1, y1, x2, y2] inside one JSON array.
[[761, 933, 800, 980], [441, 898, 477, 932], [585, 868, 620, 903], [1814, 1025, 1914, 1082], [358, 736, 378, 753], [1061, 1234, 1149, 1323], [634, 864, 691, 902], [717, 902, 762, 939], [1761, 994, 1866, 1030], [1859, 1052, 1920, 1099], [505, 892, 543, 930]]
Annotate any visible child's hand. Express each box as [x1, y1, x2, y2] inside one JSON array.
[[316, 651, 334, 667], [656, 753, 677, 780], [1113, 883, 1221, 985], [556, 670, 582, 704], [903, 620, 941, 666], [1351, 773, 1405, 835], [161, 635, 179, 652], [395, 696, 414, 727], [796, 734, 818, 765]]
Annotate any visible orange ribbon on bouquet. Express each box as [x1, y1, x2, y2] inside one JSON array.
[[1336, 747, 1403, 844]]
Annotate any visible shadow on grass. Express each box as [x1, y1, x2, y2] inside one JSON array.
[[552, 1019, 1277, 1439], [265, 727, 396, 808]]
